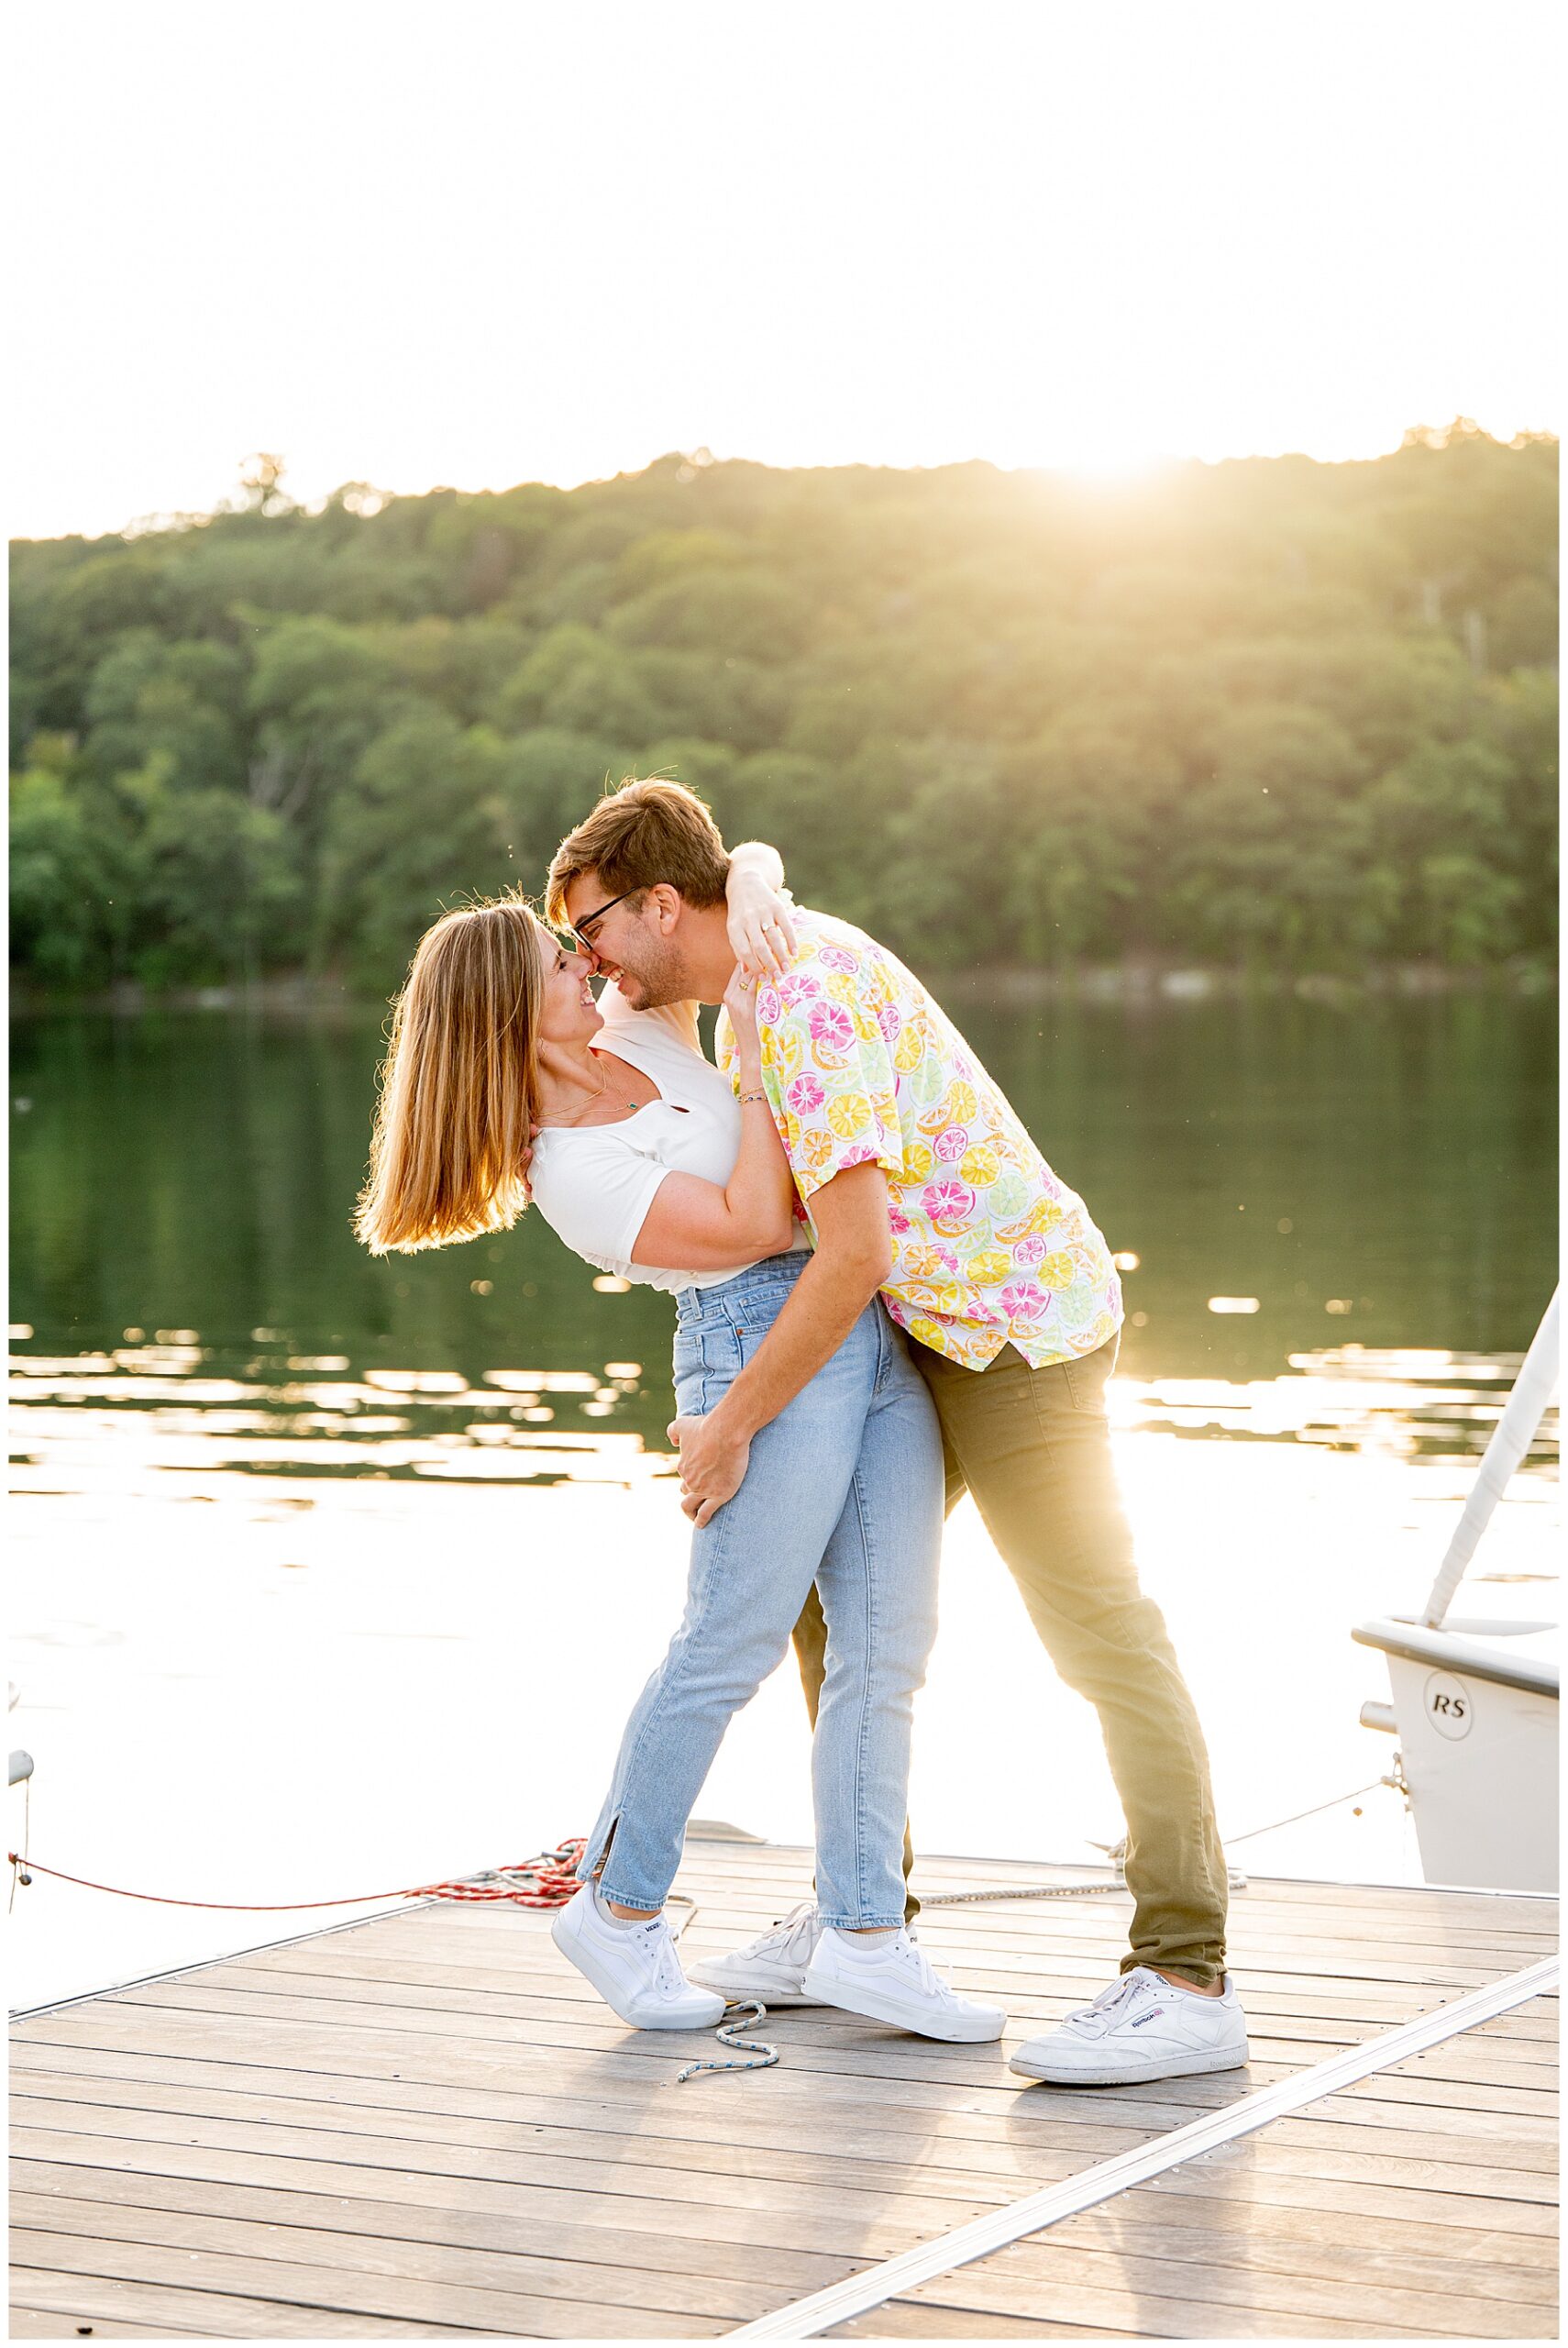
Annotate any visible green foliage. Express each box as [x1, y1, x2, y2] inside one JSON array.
[[317, 708, 510, 985], [130, 766, 304, 984], [9, 757, 125, 985], [9, 425, 1558, 991]]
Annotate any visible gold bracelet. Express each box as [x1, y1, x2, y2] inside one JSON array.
[[738, 1088, 767, 1107]]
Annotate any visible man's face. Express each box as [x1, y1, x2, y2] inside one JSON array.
[[565, 874, 688, 1010]]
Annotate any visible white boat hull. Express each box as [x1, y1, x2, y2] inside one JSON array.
[[1355, 1617, 1558, 1894]]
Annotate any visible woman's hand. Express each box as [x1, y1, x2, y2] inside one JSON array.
[[725, 858, 797, 981], [722, 964, 764, 1064]]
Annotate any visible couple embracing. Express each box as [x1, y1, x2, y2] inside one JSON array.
[[358, 780, 1246, 2088]]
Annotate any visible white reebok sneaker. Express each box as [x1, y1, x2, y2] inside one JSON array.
[[550, 1882, 725, 2031], [688, 1900, 826, 2008], [1010, 1966, 1248, 2085], [803, 1925, 1008, 2043]]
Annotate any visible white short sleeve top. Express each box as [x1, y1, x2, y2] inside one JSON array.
[[526, 985, 810, 1294]]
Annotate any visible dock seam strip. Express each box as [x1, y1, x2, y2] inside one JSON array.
[[727, 1952, 1560, 2340]]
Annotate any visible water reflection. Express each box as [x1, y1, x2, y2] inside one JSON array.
[[9, 989, 1559, 1491], [12, 995, 1559, 1372], [8, 1331, 1560, 1497]]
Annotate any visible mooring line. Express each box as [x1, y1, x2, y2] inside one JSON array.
[[727, 1953, 1560, 2339]]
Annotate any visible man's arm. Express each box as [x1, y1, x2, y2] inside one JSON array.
[[668, 1161, 892, 1527]]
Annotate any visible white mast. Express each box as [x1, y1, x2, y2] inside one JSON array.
[[1420, 1289, 1560, 1630]]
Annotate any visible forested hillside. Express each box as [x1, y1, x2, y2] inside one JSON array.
[[10, 422, 1557, 992]]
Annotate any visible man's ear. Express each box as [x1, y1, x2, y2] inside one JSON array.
[[646, 883, 684, 933]]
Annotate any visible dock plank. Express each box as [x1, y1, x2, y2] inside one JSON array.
[[12, 1845, 1558, 2341], [14, 2021, 1556, 2132], [15, 2028, 1558, 2207], [11, 2197, 792, 2326], [830, 2309, 1124, 2339], [8, 2264, 492, 2335], [8, 2312, 216, 2339], [16, 2132, 1557, 2273], [11, 2068, 1558, 2184], [206, 1948, 1566, 2047], [87, 1976, 1562, 2093], [11, 2175, 855, 2301], [899, 2237, 1554, 2340], [10, 2233, 727, 2336], [230, 1935, 1562, 2044]]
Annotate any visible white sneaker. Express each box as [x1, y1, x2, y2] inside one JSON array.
[[688, 1900, 826, 2008], [1010, 1966, 1248, 2086], [550, 1883, 725, 2031], [803, 1925, 1008, 2043]]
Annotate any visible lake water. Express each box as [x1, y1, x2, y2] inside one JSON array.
[[8, 989, 1559, 2010]]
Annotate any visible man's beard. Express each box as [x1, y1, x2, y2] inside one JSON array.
[[610, 930, 687, 1009]]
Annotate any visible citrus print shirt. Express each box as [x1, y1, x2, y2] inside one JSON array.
[[716, 909, 1123, 1370]]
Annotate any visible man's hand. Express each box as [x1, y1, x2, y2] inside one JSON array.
[[668, 1405, 754, 1528]]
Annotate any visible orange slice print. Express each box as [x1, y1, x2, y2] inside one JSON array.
[[958, 1144, 1000, 1190], [996, 1196, 1066, 1243], [826, 1091, 872, 1139]]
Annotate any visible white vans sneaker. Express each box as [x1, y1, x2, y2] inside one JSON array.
[[1010, 1966, 1248, 2085], [689, 1900, 825, 2008], [550, 1882, 725, 2031], [803, 1925, 1007, 2043]]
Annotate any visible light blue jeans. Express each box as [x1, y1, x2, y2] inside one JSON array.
[[577, 1250, 944, 1929]]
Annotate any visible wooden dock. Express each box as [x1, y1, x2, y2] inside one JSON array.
[[10, 1839, 1558, 2340]]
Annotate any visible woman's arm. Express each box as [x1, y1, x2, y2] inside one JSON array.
[[629, 967, 798, 1269], [726, 841, 796, 980]]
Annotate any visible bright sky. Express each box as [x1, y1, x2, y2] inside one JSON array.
[[9, 2, 1561, 541]]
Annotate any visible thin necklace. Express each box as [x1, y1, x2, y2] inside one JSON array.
[[557, 1052, 642, 1124]]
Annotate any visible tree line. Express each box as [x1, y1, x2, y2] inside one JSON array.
[[9, 422, 1558, 993]]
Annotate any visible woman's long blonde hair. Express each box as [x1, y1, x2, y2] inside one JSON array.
[[355, 892, 546, 1255]]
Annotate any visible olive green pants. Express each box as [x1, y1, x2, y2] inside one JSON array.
[[791, 1332, 1229, 1987]]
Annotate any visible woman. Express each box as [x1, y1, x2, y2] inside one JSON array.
[[355, 871, 1004, 2043]]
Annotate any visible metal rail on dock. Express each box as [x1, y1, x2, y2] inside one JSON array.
[[729, 1954, 1561, 2341]]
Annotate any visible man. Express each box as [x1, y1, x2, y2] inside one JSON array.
[[547, 780, 1245, 2087]]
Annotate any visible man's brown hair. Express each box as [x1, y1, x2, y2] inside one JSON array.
[[545, 778, 730, 927]]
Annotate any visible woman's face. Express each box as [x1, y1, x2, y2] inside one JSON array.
[[535, 928, 603, 1047]]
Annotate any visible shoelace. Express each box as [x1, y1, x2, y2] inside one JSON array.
[[629, 1914, 685, 1996], [890, 1932, 964, 2007], [1063, 1972, 1147, 2030], [755, 1901, 817, 1960]]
